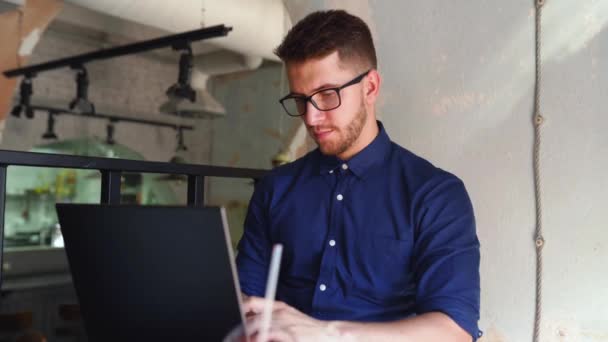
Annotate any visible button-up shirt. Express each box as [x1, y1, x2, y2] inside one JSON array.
[[236, 121, 481, 339]]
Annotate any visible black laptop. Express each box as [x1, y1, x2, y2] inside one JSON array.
[[56, 204, 246, 342]]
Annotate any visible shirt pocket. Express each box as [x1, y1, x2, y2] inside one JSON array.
[[349, 235, 413, 300]]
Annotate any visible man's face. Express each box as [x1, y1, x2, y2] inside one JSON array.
[[285, 52, 369, 158]]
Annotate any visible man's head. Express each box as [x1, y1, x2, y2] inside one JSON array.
[[276, 10, 381, 160], [275, 10, 377, 70]]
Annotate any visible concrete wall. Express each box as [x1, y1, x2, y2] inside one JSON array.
[[279, 1, 608, 341], [206, 63, 293, 245]]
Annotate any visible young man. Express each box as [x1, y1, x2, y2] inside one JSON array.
[[236, 10, 481, 341]]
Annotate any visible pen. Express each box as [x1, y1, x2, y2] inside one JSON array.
[[258, 244, 283, 342]]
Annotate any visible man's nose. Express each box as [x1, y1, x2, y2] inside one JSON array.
[[302, 101, 324, 126]]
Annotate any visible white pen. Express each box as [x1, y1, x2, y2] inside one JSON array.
[[258, 244, 283, 342]]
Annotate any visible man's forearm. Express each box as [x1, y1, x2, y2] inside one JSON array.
[[328, 312, 471, 342]]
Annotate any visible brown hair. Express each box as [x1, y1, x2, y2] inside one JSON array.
[[275, 10, 377, 70]]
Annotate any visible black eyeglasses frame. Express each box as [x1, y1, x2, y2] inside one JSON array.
[[278, 69, 372, 117]]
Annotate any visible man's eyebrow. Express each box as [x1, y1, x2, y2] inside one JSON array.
[[311, 83, 340, 93], [288, 83, 341, 97]]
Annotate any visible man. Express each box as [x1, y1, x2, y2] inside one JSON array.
[[236, 10, 480, 341]]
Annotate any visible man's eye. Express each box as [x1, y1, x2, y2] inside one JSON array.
[[318, 90, 336, 97]]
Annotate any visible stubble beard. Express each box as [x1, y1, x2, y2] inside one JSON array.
[[315, 105, 367, 157]]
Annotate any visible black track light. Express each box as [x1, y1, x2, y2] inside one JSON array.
[[10, 105, 22, 118], [176, 127, 188, 152], [106, 120, 116, 145], [159, 45, 203, 117], [42, 111, 58, 140], [11, 76, 35, 119], [166, 127, 189, 167], [166, 46, 195, 102], [69, 66, 95, 115]]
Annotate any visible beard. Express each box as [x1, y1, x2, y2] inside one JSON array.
[[312, 104, 367, 157]]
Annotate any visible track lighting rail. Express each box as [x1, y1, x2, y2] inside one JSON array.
[[3, 25, 232, 78], [32, 105, 195, 131]]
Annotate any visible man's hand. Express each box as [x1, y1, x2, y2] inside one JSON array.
[[242, 296, 346, 342], [236, 297, 469, 342]]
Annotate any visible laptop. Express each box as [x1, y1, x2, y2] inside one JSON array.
[[55, 204, 247, 342]]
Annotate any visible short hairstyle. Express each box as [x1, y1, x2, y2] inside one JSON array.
[[274, 10, 377, 70]]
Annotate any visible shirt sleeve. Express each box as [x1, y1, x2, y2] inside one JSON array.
[[412, 173, 481, 341], [235, 177, 272, 297]]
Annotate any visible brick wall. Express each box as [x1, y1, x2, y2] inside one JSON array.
[[0, 24, 212, 165]]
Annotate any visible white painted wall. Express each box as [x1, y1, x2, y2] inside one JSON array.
[[281, 1, 608, 341]]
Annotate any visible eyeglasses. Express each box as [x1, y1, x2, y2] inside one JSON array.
[[279, 69, 371, 117]]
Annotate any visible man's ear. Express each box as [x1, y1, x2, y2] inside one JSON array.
[[364, 69, 381, 106]]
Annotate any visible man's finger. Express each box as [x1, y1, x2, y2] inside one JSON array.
[[242, 296, 264, 316], [243, 310, 294, 341], [247, 325, 294, 342], [265, 328, 295, 342], [242, 296, 289, 314]]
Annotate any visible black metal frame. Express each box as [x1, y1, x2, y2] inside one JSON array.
[[33, 105, 195, 131], [3, 25, 233, 78], [0, 149, 267, 287]]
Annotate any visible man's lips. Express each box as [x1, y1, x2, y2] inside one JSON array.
[[312, 129, 333, 141]]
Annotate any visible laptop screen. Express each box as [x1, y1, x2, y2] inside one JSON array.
[[56, 204, 245, 342]]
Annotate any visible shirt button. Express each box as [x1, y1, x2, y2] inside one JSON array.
[[319, 284, 327, 291], [336, 194, 343, 201], [329, 239, 336, 247], [341, 163, 348, 170], [329, 170, 334, 174]]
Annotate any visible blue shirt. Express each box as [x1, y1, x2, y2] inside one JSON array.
[[236, 121, 481, 339]]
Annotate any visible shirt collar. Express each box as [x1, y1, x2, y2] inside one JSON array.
[[318, 120, 391, 178]]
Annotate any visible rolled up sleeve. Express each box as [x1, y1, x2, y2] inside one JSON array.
[[413, 174, 481, 340], [236, 178, 272, 297]]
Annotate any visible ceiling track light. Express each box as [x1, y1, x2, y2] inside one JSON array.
[[167, 127, 190, 164], [11, 75, 35, 119], [159, 44, 228, 119], [176, 127, 188, 152], [41, 110, 59, 140], [69, 65, 96, 115], [3, 25, 232, 123], [106, 119, 117, 145], [166, 45, 195, 103]]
